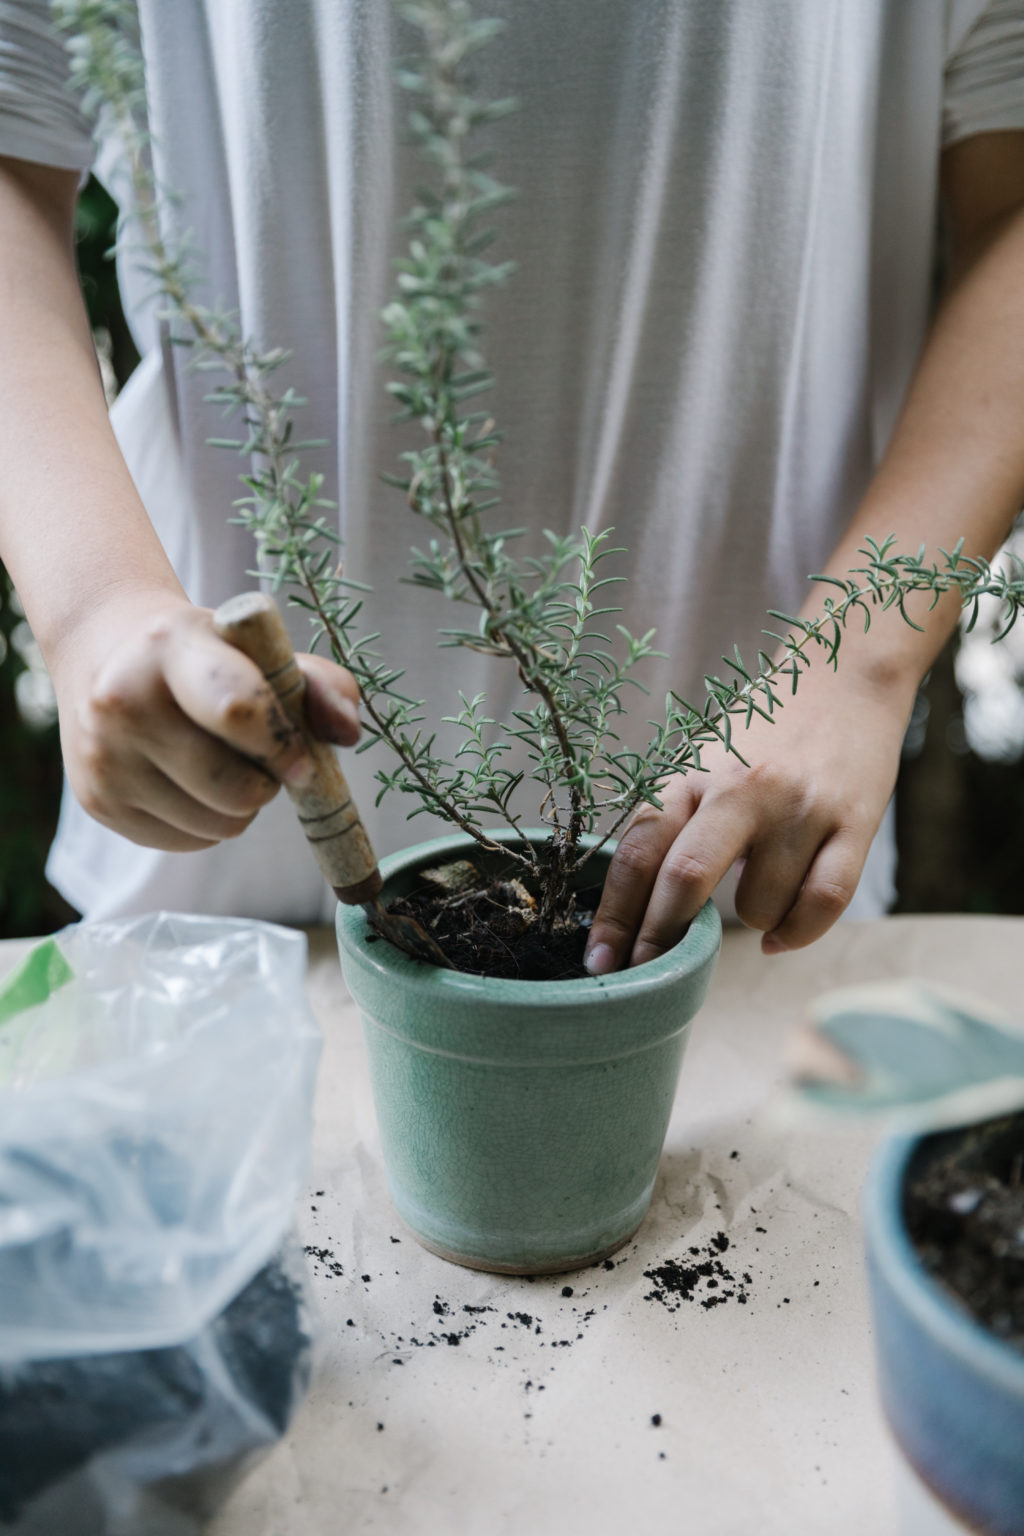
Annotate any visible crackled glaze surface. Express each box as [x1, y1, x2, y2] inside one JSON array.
[[336, 831, 722, 1273]]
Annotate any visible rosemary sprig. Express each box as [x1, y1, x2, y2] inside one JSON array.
[[54, 0, 1024, 929]]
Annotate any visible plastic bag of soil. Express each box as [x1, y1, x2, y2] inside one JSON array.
[[0, 914, 322, 1535]]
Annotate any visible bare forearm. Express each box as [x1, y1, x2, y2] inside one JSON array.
[[0, 156, 363, 857], [589, 137, 1024, 970], [0, 156, 183, 673], [810, 176, 1024, 704]]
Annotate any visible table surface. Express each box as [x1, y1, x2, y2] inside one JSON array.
[[6, 913, 1021, 1535]]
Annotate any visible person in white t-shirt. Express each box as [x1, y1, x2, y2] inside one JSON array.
[[0, 1, 1023, 966]]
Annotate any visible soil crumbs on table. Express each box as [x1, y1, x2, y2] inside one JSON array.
[[905, 1112, 1024, 1349], [643, 1231, 753, 1311], [311, 1229, 763, 1373]]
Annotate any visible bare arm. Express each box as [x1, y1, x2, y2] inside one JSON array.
[[811, 131, 1024, 694], [0, 155, 360, 854], [587, 130, 1024, 972]]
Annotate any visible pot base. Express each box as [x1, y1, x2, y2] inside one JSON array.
[[894, 1450, 980, 1535], [405, 1221, 643, 1277]]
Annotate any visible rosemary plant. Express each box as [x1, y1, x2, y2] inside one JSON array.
[[55, 0, 1024, 936]]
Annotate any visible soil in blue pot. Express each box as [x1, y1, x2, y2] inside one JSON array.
[[906, 1113, 1024, 1347]]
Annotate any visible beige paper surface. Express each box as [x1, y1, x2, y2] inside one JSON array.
[[210, 916, 1022, 1535], [8, 915, 1022, 1532]]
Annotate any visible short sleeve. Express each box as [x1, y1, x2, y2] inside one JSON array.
[[0, 0, 95, 170], [943, 0, 1024, 147]]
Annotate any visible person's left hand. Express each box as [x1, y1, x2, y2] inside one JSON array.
[[583, 664, 912, 972]]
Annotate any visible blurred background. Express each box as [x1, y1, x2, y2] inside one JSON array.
[[2, 179, 1023, 937]]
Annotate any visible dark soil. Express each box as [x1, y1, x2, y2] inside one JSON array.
[[643, 1230, 753, 1312], [386, 862, 603, 980], [905, 1113, 1024, 1350], [0, 1254, 311, 1531]]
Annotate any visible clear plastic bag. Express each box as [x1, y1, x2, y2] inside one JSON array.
[[0, 914, 322, 1534]]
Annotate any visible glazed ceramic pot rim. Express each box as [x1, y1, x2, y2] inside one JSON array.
[[336, 827, 722, 1006], [866, 1130, 1024, 1396]]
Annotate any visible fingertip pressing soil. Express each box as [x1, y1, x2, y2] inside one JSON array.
[[905, 1112, 1024, 1350], [386, 864, 603, 981]]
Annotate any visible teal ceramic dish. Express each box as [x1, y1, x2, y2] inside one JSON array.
[[865, 1132, 1024, 1536], [336, 830, 722, 1274]]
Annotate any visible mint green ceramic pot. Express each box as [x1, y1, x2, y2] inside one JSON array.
[[336, 830, 722, 1275]]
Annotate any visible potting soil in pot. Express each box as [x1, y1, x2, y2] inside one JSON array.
[[385, 862, 602, 979], [904, 1112, 1024, 1349], [0, 1250, 312, 1536]]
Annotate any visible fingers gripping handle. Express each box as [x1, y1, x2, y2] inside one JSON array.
[[213, 593, 382, 904]]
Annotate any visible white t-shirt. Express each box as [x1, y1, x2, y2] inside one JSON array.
[[2, 0, 1024, 923]]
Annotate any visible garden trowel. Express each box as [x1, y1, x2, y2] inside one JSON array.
[[213, 593, 450, 968]]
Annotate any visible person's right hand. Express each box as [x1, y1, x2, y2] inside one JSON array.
[[50, 591, 362, 851]]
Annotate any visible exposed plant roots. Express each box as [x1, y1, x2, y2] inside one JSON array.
[[383, 859, 601, 980]]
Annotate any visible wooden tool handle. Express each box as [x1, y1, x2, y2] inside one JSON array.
[[213, 592, 382, 904]]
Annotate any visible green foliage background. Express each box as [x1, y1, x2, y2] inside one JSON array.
[[0, 565, 67, 935]]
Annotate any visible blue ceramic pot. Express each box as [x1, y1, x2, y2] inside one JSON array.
[[864, 1131, 1024, 1536], [336, 830, 721, 1274]]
